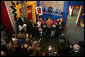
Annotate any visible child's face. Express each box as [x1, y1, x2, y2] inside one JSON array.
[[48, 19, 50, 21], [45, 19, 46, 21], [19, 33, 23, 37], [42, 53, 46, 56], [69, 45, 73, 49], [26, 34, 28, 38]]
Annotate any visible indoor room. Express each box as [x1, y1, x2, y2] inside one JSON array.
[[1, 1, 84, 56]]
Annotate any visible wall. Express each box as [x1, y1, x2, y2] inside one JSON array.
[[37, 1, 40, 6], [41, 13, 62, 21], [40, 1, 64, 12], [38, 1, 64, 23]]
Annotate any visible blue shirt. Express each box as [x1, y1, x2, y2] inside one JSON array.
[[18, 38, 24, 45]]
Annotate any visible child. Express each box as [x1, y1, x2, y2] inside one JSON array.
[[18, 32, 24, 48], [46, 17, 53, 37], [36, 19, 43, 38], [33, 24, 39, 38], [6, 41, 16, 55], [18, 22, 23, 32], [21, 29, 26, 42], [25, 33, 30, 43], [41, 18, 44, 25], [6, 41, 13, 49], [38, 26, 43, 38], [51, 23, 56, 37], [73, 44, 80, 53], [36, 14, 41, 23], [72, 44, 80, 56], [29, 34, 32, 40], [42, 24, 47, 38], [55, 20, 57, 37], [59, 17, 64, 34], [1, 51, 6, 56], [46, 17, 53, 28], [59, 33, 65, 44], [12, 34, 18, 48], [42, 52, 46, 56], [23, 23, 27, 33], [55, 19, 60, 37], [32, 39, 37, 47], [25, 34, 30, 46], [36, 20, 41, 28], [43, 18, 47, 24]]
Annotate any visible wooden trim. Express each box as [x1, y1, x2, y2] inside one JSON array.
[[76, 6, 83, 26]]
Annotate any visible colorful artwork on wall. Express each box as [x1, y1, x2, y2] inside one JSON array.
[[36, 6, 43, 15], [48, 7, 53, 13], [10, 1, 22, 21], [40, 1, 64, 15]]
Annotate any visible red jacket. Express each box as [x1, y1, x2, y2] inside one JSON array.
[[41, 20, 43, 24], [52, 21, 56, 25]]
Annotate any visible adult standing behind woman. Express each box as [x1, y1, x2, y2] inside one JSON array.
[[36, 14, 41, 23], [46, 17, 53, 37], [59, 17, 64, 34], [46, 17, 53, 28]]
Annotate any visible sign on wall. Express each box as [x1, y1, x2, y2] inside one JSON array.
[[36, 6, 43, 15], [40, 1, 64, 15]]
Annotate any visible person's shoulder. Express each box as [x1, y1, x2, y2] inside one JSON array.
[[72, 52, 80, 56]]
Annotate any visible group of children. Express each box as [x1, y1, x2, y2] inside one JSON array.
[[1, 15, 82, 56], [10, 15, 64, 55], [3, 30, 42, 56], [35, 15, 64, 38], [18, 14, 64, 39], [6, 15, 64, 56]]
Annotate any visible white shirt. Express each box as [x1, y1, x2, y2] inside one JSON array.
[[37, 21, 41, 27], [18, 25, 23, 31], [52, 24, 56, 27], [23, 24, 27, 27]]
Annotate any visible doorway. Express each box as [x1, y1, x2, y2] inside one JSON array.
[[67, 5, 81, 26], [27, 5, 33, 21], [72, 6, 80, 16], [65, 5, 84, 44], [66, 5, 84, 26]]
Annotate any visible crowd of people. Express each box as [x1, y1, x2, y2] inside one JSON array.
[[1, 15, 82, 56], [23, 15, 65, 39]]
